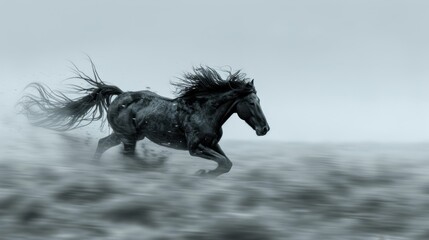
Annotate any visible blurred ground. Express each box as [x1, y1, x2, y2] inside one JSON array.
[[1, 118, 429, 239]]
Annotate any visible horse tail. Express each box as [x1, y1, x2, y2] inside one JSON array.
[[19, 62, 123, 131]]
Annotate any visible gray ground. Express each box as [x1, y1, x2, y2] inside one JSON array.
[[1, 120, 429, 239]]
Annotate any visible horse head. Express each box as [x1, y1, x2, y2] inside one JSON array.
[[235, 80, 270, 136]]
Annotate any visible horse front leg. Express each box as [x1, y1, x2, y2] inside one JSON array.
[[190, 144, 232, 177]]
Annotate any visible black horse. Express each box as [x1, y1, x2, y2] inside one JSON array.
[[20, 63, 270, 176]]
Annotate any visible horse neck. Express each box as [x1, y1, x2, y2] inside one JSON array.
[[204, 92, 239, 130]]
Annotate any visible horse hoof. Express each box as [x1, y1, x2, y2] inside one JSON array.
[[195, 169, 207, 175]]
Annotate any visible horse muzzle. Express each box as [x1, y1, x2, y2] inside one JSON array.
[[256, 125, 270, 136]]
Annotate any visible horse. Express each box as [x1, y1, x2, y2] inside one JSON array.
[[19, 62, 270, 176]]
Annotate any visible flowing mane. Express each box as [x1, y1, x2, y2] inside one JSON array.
[[173, 66, 254, 99]]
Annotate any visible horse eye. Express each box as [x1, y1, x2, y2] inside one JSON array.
[[249, 102, 255, 106]]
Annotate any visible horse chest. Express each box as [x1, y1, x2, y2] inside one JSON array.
[[183, 120, 221, 147]]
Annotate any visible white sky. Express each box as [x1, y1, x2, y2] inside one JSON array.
[[1, 0, 429, 142]]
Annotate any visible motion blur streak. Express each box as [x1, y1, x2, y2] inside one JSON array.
[[1, 116, 429, 239]]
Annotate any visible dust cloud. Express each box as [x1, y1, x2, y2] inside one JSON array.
[[1, 113, 429, 239]]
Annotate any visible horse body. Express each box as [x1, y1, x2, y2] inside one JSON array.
[[107, 91, 187, 149], [20, 64, 269, 176]]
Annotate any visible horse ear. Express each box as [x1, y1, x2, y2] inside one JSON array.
[[247, 79, 254, 87]]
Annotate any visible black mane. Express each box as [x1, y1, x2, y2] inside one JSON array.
[[173, 66, 254, 99]]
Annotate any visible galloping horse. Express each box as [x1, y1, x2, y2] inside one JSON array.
[[20, 63, 270, 176]]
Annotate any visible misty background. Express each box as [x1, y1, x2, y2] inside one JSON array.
[[2, 2, 429, 239], [1, 0, 429, 142]]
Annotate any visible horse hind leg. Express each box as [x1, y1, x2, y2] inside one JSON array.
[[94, 133, 121, 160], [121, 136, 167, 169], [122, 138, 137, 156], [121, 137, 153, 169]]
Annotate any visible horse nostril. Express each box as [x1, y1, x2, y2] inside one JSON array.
[[263, 126, 269, 133]]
